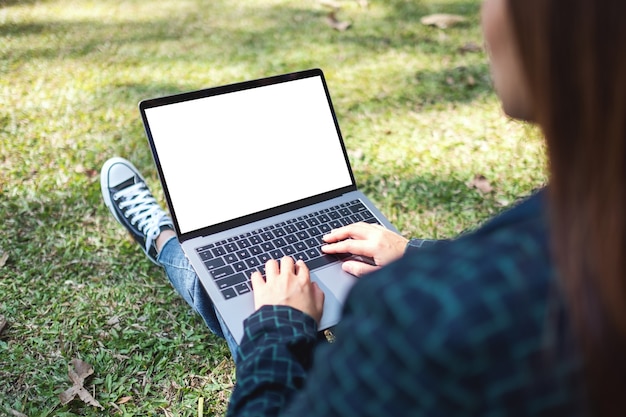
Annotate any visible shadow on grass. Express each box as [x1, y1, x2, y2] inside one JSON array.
[[357, 169, 529, 238], [2, 0, 490, 168], [360, 171, 497, 212], [2, 0, 483, 65], [0, 0, 52, 8]]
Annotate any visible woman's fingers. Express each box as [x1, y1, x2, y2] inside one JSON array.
[[321, 222, 409, 273], [322, 222, 378, 243], [341, 260, 381, 277], [264, 258, 280, 278], [321, 237, 373, 257], [251, 256, 324, 323]]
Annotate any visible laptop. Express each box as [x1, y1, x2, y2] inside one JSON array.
[[139, 68, 398, 344]]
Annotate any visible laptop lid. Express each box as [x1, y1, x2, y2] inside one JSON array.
[[139, 68, 358, 242]]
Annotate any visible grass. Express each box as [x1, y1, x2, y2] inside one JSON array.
[[0, 0, 546, 415]]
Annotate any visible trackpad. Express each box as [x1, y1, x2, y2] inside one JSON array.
[[311, 266, 358, 330]]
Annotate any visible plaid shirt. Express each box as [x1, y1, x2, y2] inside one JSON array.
[[227, 190, 585, 416]]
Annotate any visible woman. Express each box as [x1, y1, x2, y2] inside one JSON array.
[[227, 0, 626, 415], [100, 0, 625, 414]]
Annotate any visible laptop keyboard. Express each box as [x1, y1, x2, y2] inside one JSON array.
[[195, 199, 380, 300]]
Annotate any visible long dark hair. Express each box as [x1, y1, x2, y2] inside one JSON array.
[[506, 0, 626, 415]]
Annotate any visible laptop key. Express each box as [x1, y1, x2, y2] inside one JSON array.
[[307, 217, 320, 227], [204, 258, 225, 270], [211, 246, 226, 257], [198, 250, 214, 261], [225, 243, 238, 253], [306, 248, 321, 258], [330, 220, 343, 229], [294, 252, 309, 262], [305, 237, 320, 248], [237, 239, 251, 249], [237, 249, 251, 260], [308, 226, 321, 236], [215, 272, 247, 289], [196, 244, 214, 253], [233, 261, 247, 272], [221, 287, 237, 300], [318, 224, 331, 233], [245, 257, 260, 268], [213, 265, 235, 280], [273, 237, 287, 247], [349, 202, 368, 213], [235, 283, 251, 295], [259, 253, 272, 264], [270, 249, 284, 259], [318, 214, 330, 223], [261, 242, 275, 251], [224, 254, 238, 264], [306, 254, 339, 270]]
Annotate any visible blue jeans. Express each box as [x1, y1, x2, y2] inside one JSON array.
[[156, 237, 239, 362]]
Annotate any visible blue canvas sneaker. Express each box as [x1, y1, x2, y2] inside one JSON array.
[[100, 157, 174, 264]]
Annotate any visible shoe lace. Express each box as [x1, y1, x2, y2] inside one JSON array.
[[114, 183, 170, 253]]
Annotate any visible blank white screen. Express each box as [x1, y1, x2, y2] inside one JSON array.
[[145, 76, 353, 234]]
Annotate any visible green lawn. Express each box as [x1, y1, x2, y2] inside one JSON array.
[[0, 0, 546, 415]]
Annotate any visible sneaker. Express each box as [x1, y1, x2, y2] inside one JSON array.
[[100, 157, 174, 265]]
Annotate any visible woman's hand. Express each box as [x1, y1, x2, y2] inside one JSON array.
[[251, 256, 325, 323], [321, 222, 408, 277]]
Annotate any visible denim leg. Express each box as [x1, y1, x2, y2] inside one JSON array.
[[156, 237, 239, 362]]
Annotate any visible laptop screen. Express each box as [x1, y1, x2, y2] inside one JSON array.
[[142, 71, 355, 235]]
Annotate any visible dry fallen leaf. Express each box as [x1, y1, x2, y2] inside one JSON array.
[[468, 174, 494, 194], [0, 315, 6, 336], [106, 315, 120, 326], [0, 251, 8, 268], [9, 409, 27, 417], [117, 396, 132, 405], [59, 358, 104, 410], [459, 41, 483, 53], [74, 164, 98, 178], [421, 13, 467, 29], [319, 0, 351, 31], [326, 10, 351, 31]]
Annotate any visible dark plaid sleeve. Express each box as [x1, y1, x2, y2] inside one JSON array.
[[226, 305, 318, 417], [227, 191, 583, 416], [278, 225, 582, 416], [405, 238, 448, 253]]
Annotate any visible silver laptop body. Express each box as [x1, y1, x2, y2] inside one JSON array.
[[139, 68, 397, 344]]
